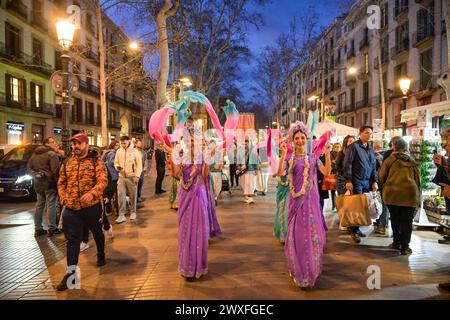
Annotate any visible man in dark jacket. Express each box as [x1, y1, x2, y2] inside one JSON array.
[[155, 142, 167, 194], [27, 137, 61, 237], [344, 125, 379, 243]]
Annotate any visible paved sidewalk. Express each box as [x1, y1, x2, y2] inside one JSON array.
[[0, 173, 449, 300]]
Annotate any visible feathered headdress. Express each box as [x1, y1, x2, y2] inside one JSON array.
[[288, 121, 310, 142]]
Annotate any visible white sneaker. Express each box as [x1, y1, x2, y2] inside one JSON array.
[[130, 213, 137, 220], [115, 216, 126, 224], [107, 225, 114, 238], [248, 197, 255, 204], [80, 242, 90, 252]]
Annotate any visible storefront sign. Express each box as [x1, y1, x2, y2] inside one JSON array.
[[54, 127, 62, 134], [7, 122, 25, 132], [372, 119, 382, 133], [417, 110, 432, 128], [400, 112, 417, 123]]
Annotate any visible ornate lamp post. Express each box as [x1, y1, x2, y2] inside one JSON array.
[[56, 20, 75, 155], [399, 77, 411, 135]]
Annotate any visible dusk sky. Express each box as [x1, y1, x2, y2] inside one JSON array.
[[108, 0, 350, 100]]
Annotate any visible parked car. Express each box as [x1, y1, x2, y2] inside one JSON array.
[[0, 144, 17, 160], [0, 144, 40, 200]]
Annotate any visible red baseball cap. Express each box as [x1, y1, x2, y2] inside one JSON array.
[[69, 133, 89, 144]]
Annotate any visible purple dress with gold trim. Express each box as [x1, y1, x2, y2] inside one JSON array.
[[177, 164, 209, 278], [285, 154, 327, 288]]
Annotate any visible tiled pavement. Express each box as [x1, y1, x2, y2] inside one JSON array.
[[0, 173, 449, 300]]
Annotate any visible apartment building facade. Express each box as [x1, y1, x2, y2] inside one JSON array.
[[0, 0, 152, 147], [278, 0, 448, 137]]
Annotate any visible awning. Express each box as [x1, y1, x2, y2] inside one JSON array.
[[314, 120, 359, 137], [400, 100, 450, 122]]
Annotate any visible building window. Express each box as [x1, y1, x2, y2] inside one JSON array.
[[350, 88, 355, 110], [338, 92, 346, 114], [351, 116, 355, 128], [420, 49, 433, 90], [75, 97, 83, 123], [32, 38, 43, 65], [363, 113, 369, 126], [381, 3, 388, 28], [363, 81, 369, 106], [86, 101, 95, 125], [31, 124, 44, 144], [364, 53, 369, 74], [30, 82, 44, 108], [5, 74, 26, 106], [5, 22, 21, 58], [111, 109, 117, 124]]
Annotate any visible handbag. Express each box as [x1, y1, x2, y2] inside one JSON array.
[[322, 174, 337, 191], [336, 191, 372, 227], [366, 192, 382, 219]]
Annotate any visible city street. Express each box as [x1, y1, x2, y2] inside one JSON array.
[[0, 171, 449, 300]]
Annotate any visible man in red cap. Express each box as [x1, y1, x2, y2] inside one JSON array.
[[56, 133, 108, 291]]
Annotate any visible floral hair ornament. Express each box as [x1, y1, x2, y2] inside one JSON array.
[[288, 121, 310, 142]]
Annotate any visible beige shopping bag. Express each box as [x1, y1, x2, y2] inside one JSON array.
[[336, 192, 372, 227]]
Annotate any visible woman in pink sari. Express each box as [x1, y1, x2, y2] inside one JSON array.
[[173, 129, 210, 279], [281, 121, 331, 289]]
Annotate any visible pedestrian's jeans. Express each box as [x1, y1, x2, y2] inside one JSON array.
[[35, 188, 58, 231], [137, 171, 145, 199], [377, 203, 389, 228], [118, 177, 137, 217], [229, 164, 239, 187], [387, 205, 416, 250], [155, 165, 165, 193], [62, 203, 105, 267], [348, 179, 371, 235]]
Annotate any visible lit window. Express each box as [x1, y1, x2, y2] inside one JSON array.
[[35, 85, 41, 107], [364, 53, 369, 74], [12, 78, 20, 102]]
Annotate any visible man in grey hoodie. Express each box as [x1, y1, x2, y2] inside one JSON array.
[[27, 137, 61, 237]]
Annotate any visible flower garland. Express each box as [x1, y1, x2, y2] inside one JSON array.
[[180, 162, 197, 190], [288, 150, 310, 198]]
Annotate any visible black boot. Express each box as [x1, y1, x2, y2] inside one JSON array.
[[56, 271, 75, 291], [96, 252, 106, 267]]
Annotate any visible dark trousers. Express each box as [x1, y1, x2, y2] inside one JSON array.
[[349, 179, 370, 235], [137, 172, 145, 198], [63, 203, 105, 266], [230, 164, 239, 187], [387, 205, 416, 250], [155, 165, 165, 192], [331, 190, 336, 210], [105, 179, 118, 213], [82, 202, 110, 243]]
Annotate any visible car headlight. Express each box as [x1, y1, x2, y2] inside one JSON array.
[[16, 175, 33, 184]]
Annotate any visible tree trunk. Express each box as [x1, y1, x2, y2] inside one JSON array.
[[438, 0, 450, 99], [96, 0, 108, 147], [156, 0, 179, 109]]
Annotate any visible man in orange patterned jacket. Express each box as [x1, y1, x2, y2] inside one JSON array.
[[56, 133, 108, 291]]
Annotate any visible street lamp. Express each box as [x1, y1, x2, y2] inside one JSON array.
[[347, 66, 358, 75], [56, 19, 75, 155], [399, 77, 411, 135], [129, 41, 140, 50]]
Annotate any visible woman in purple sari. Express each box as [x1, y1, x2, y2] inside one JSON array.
[[281, 121, 331, 289], [173, 131, 210, 279]]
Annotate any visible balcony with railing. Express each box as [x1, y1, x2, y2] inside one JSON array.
[[79, 79, 100, 96], [108, 94, 141, 111], [355, 99, 370, 110], [85, 51, 99, 65], [0, 42, 53, 77], [6, 0, 28, 21], [411, 75, 438, 93], [345, 103, 355, 113], [31, 13, 48, 32], [391, 38, 409, 58], [132, 127, 146, 134], [413, 25, 435, 47], [394, 2, 408, 20], [30, 103, 54, 116]]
